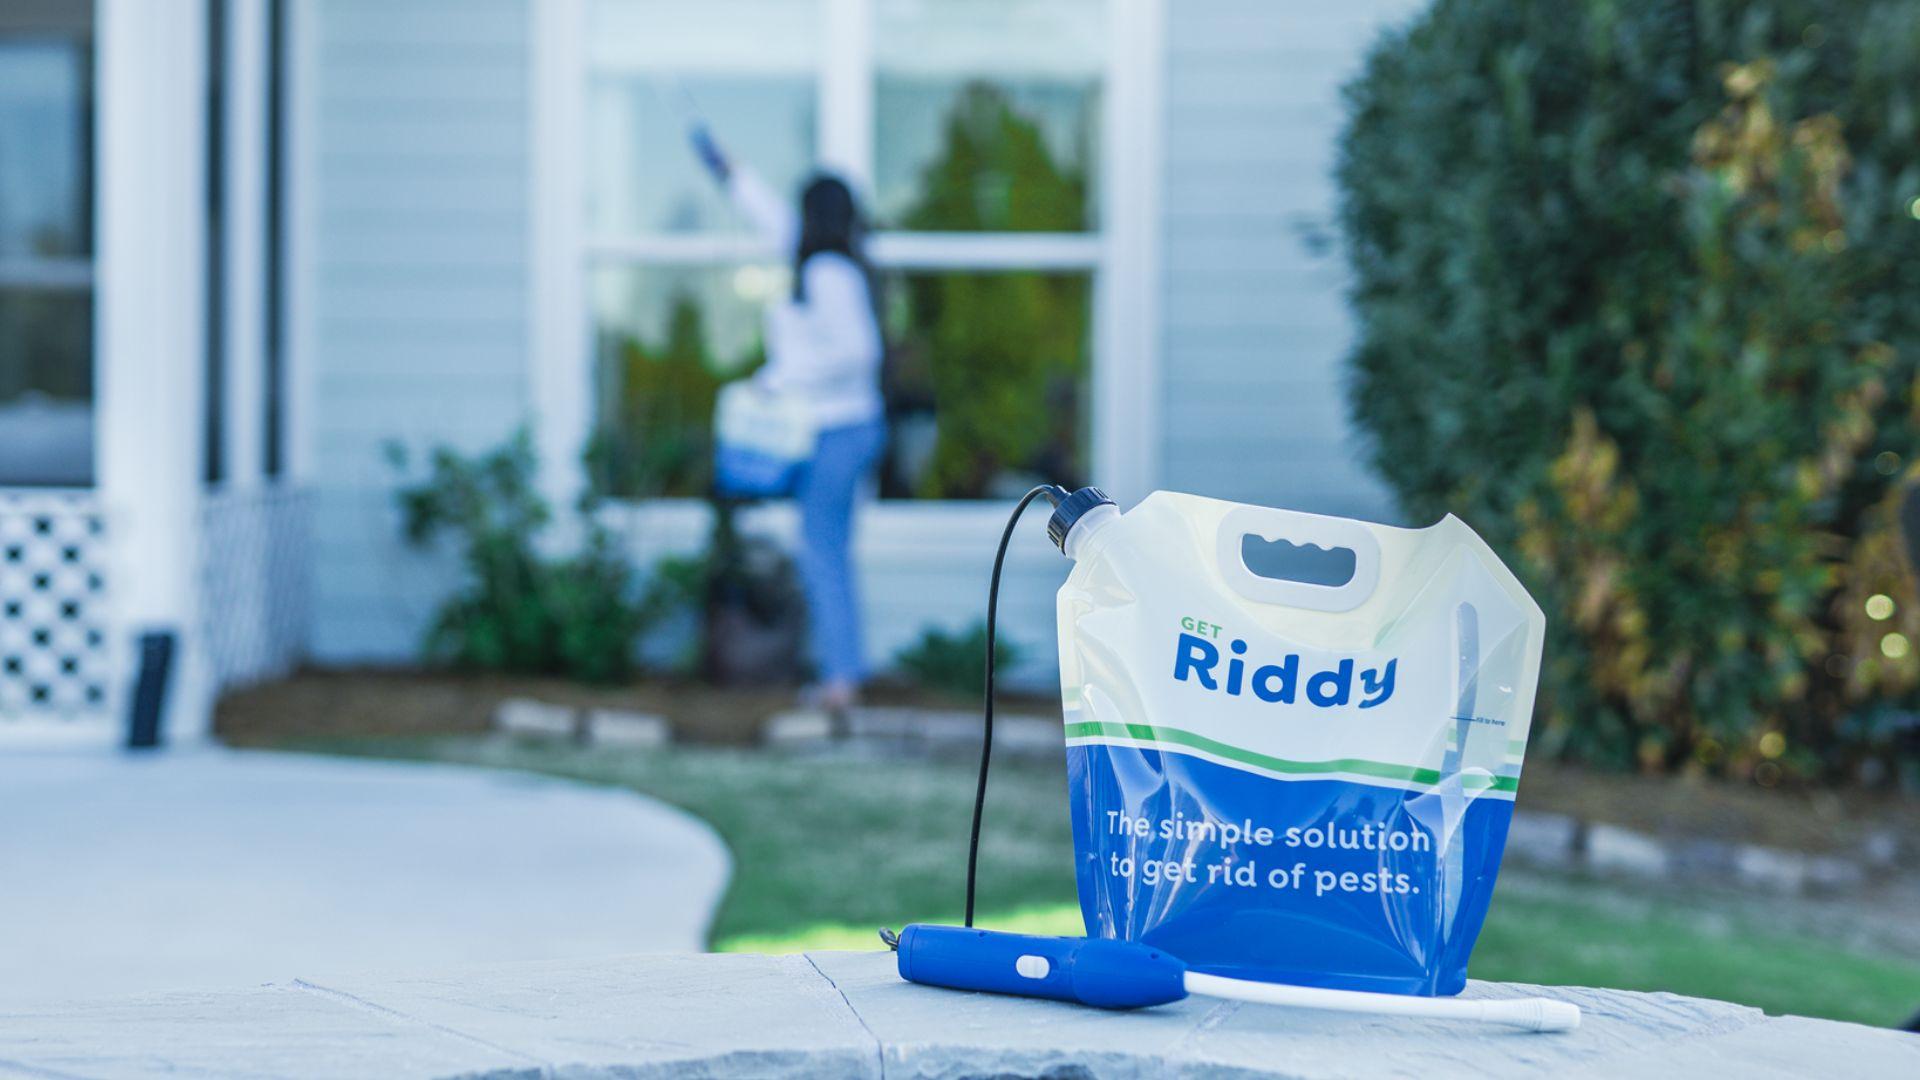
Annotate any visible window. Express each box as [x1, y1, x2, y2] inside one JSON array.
[[580, 0, 1113, 501], [873, 0, 1103, 232], [0, 4, 94, 486]]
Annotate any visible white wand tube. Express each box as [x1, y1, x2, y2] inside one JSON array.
[[1183, 972, 1582, 1033]]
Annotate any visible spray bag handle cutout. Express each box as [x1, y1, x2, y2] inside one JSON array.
[[1213, 506, 1381, 613]]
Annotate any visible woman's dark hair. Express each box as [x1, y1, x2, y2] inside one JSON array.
[[793, 172, 876, 310]]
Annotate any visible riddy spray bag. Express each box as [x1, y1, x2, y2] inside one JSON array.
[[1056, 492, 1544, 996]]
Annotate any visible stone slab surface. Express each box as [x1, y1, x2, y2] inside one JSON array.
[[1, 983, 512, 1080], [302, 952, 876, 1078], [3, 951, 1914, 1079], [0, 750, 729, 1005]]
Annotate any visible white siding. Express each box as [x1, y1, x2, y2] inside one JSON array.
[[305, 0, 530, 662], [1156, 1, 1422, 523]]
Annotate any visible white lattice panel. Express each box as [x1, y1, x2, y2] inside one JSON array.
[[201, 485, 310, 691], [0, 489, 110, 722]]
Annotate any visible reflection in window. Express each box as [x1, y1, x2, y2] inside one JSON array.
[[589, 264, 1089, 503], [0, 292, 89, 401], [586, 0, 819, 237], [0, 38, 90, 259], [0, 290, 92, 488], [881, 270, 1089, 499], [874, 0, 1103, 231], [0, 10, 95, 487], [589, 75, 816, 236], [887, 82, 1091, 233], [589, 265, 779, 498]]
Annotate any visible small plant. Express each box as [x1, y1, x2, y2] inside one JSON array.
[[894, 622, 1021, 700], [387, 431, 656, 684]]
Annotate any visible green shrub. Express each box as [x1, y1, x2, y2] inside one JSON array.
[[894, 622, 1022, 700], [388, 432, 665, 684], [1338, 0, 1920, 777]]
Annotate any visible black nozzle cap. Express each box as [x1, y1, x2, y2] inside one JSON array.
[[1047, 486, 1117, 552]]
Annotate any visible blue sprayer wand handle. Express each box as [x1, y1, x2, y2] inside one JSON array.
[[895, 924, 1187, 1009], [894, 925, 1581, 1031]]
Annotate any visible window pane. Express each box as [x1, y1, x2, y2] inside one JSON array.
[[0, 289, 92, 486], [874, 0, 1104, 232], [591, 266, 1090, 502], [589, 264, 782, 497], [1, 9, 93, 488], [0, 37, 91, 259], [587, 0, 819, 236], [881, 270, 1090, 499]]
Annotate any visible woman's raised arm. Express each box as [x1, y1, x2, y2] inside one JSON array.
[[690, 125, 796, 252], [726, 166, 799, 254]]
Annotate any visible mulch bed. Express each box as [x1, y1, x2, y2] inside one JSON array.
[[214, 667, 1047, 748]]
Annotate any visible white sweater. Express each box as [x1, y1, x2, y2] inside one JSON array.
[[729, 169, 885, 430]]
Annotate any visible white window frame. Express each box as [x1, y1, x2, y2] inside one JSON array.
[[216, 0, 273, 494], [529, 0, 1163, 528]]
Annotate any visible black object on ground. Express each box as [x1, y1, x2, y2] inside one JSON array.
[[127, 629, 175, 749]]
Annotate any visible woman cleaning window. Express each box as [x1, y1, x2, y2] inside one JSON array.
[[691, 125, 887, 715]]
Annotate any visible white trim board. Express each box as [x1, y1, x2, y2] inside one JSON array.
[[283, 0, 319, 485], [94, 0, 214, 741], [528, 0, 591, 530], [819, 0, 874, 188], [1093, 0, 1166, 505], [220, 0, 270, 492]]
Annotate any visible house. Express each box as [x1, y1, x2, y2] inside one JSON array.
[[0, 0, 1415, 745]]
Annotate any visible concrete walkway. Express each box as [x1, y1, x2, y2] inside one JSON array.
[[0, 749, 729, 1005], [3, 951, 1915, 1078]]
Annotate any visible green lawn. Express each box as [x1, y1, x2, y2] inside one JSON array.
[[265, 736, 1920, 1028]]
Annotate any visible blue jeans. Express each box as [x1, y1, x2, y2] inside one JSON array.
[[796, 419, 886, 684]]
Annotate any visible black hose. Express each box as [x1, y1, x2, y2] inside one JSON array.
[[965, 484, 1067, 928]]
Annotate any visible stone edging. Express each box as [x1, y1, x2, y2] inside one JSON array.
[[1501, 809, 1885, 896]]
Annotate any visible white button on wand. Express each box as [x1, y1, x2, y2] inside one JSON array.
[[1015, 955, 1052, 979]]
